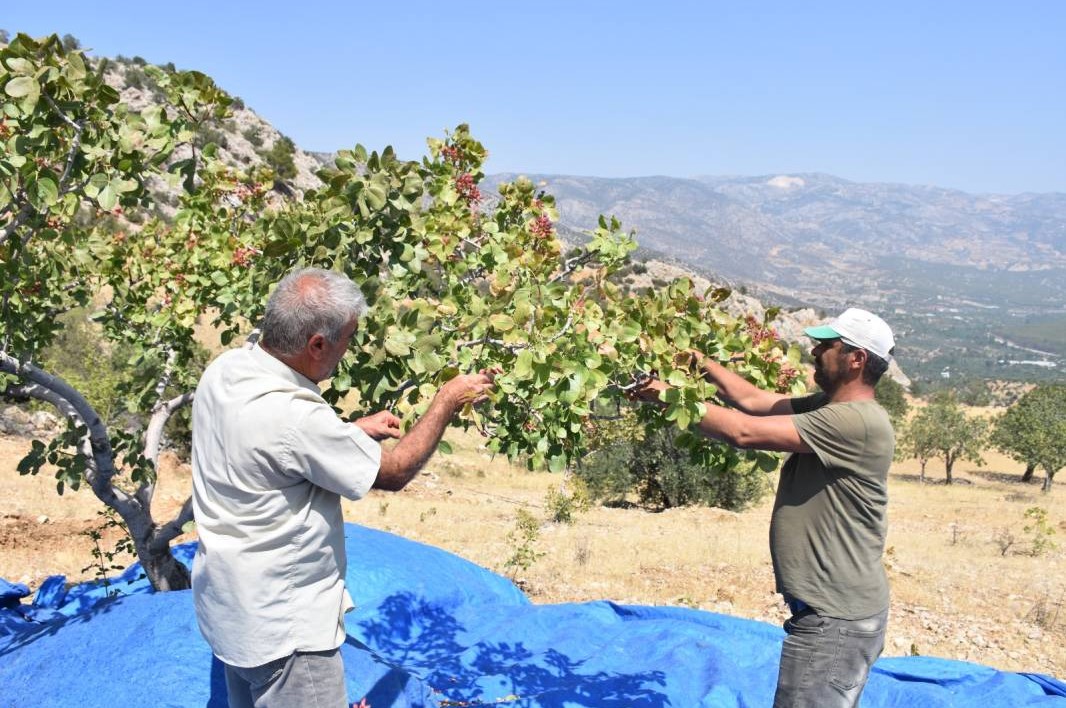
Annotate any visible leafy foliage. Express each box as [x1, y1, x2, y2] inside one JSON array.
[[503, 508, 544, 580], [991, 385, 1066, 492], [1023, 506, 1057, 556], [262, 135, 296, 180]]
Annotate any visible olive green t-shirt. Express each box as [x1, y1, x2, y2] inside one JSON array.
[[768, 392, 895, 620]]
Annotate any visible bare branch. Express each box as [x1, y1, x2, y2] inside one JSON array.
[[455, 337, 528, 354], [547, 312, 575, 345], [42, 93, 80, 130], [151, 349, 180, 404], [137, 391, 194, 506], [550, 249, 598, 284], [0, 203, 34, 247]]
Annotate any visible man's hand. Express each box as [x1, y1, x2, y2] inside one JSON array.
[[628, 377, 670, 406], [440, 368, 498, 407], [354, 410, 403, 440]]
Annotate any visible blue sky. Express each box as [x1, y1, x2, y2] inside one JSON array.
[[6, 1, 1065, 194]]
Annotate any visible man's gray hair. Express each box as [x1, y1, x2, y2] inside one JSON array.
[[259, 268, 368, 356]]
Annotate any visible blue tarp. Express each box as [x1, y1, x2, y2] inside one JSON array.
[[1, 523, 1063, 707]]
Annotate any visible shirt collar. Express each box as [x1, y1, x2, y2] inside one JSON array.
[[249, 344, 320, 394]]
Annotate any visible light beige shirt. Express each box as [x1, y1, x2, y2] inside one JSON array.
[[190, 344, 380, 667]]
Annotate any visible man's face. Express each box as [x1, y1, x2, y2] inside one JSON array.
[[811, 338, 852, 392], [319, 318, 359, 381]]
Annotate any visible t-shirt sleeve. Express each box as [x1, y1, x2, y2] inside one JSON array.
[[789, 391, 828, 415], [791, 403, 869, 474], [282, 398, 382, 500]]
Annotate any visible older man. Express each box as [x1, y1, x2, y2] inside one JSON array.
[[633, 307, 896, 708], [191, 268, 495, 708]]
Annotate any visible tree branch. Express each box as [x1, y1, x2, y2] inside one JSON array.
[[550, 250, 598, 284], [0, 352, 123, 494], [149, 497, 194, 553], [137, 391, 194, 506]]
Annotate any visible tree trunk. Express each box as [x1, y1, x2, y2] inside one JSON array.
[[919, 460, 927, 484], [1022, 463, 1036, 483], [945, 457, 954, 485], [1042, 467, 1055, 494], [138, 541, 192, 591]]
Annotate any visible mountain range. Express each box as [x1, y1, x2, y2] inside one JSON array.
[[484, 173, 1066, 384]]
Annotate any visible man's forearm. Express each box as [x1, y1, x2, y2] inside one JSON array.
[[374, 392, 459, 490], [698, 356, 790, 416]]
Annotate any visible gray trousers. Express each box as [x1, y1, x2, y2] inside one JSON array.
[[773, 606, 888, 708], [223, 648, 349, 708]]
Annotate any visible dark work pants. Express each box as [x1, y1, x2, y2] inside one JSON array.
[[773, 605, 888, 708], [223, 648, 349, 708]]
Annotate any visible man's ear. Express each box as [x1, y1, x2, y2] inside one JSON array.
[[850, 348, 868, 372], [306, 333, 328, 359]]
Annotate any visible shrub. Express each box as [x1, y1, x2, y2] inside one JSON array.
[[262, 135, 297, 180], [242, 126, 264, 148], [576, 408, 770, 511], [503, 508, 544, 580], [544, 480, 590, 525]]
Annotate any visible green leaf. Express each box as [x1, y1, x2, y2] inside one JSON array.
[[757, 454, 780, 472], [438, 440, 453, 455], [548, 453, 567, 473], [514, 349, 533, 378], [97, 184, 118, 210], [384, 336, 411, 357], [489, 314, 515, 332], [30, 175, 59, 208], [4, 76, 37, 98], [332, 371, 351, 392]]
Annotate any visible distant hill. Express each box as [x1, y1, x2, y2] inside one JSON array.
[[484, 173, 1066, 385]]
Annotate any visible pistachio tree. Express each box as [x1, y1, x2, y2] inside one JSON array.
[[1, 33, 232, 589], [2, 34, 804, 591]]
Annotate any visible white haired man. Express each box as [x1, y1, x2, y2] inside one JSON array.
[[190, 268, 496, 707], [632, 308, 896, 707]]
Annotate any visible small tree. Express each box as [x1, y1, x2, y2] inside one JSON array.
[[902, 393, 987, 484], [991, 385, 1066, 492], [899, 412, 937, 484]]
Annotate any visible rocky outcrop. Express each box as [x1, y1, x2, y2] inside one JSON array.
[[0, 406, 61, 438]]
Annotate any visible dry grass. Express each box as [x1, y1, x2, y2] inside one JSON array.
[[1, 429, 1063, 678]]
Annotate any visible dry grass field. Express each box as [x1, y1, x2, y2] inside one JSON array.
[[1, 427, 1064, 679]]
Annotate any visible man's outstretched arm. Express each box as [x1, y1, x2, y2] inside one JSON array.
[[680, 349, 794, 416], [373, 371, 495, 491], [632, 377, 811, 453]]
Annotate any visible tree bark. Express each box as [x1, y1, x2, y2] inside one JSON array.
[[1022, 463, 1036, 483]]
